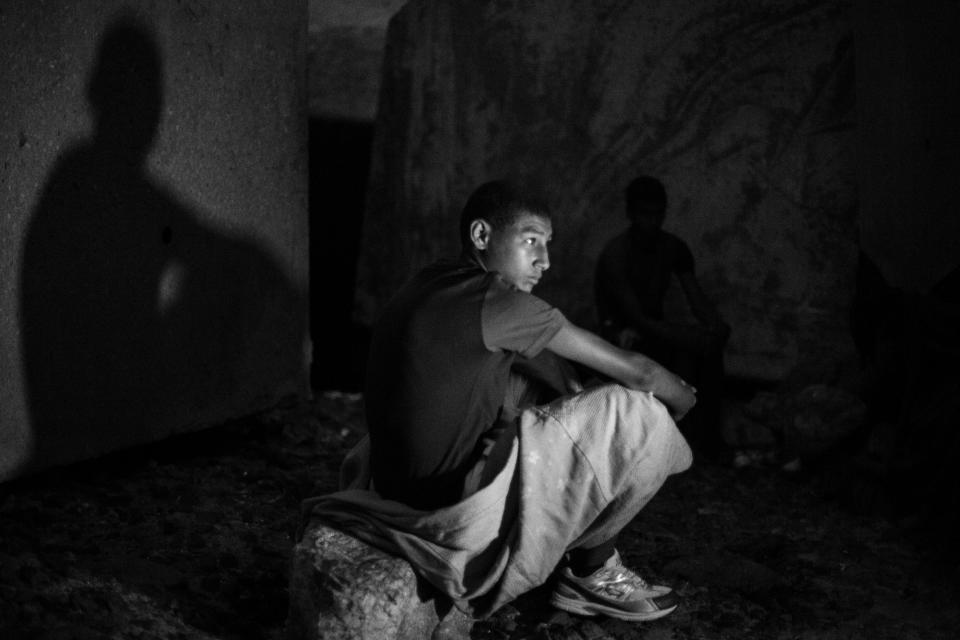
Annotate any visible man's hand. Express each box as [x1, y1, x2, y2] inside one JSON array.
[[547, 320, 698, 419], [671, 376, 697, 421]]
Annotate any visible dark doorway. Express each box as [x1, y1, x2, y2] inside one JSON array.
[[309, 117, 373, 392]]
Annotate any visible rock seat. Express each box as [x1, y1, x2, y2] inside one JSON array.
[[286, 520, 473, 640]]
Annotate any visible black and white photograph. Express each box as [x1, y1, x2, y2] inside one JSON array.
[[1, 1, 958, 638]]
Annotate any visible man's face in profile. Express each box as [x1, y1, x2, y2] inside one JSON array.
[[482, 212, 553, 293]]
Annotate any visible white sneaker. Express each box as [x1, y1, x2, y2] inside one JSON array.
[[549, 550, 678, 621]]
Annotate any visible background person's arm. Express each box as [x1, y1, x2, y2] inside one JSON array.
[[596, 246, 677, 341], [545, 319, 696, 420], [677, 271, 730, 344], [597, 248, 711, 353]]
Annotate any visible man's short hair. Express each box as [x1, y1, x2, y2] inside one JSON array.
[[625, 176, 667, 216], [459, 180, 551, 248]]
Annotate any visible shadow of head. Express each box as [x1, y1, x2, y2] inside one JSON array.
[[86, 15, 163, 159]]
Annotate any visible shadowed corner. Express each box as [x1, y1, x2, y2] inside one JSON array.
[[17, 13, 307, 476]]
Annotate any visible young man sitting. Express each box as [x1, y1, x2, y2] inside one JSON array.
[[305, 180, 696, 622]]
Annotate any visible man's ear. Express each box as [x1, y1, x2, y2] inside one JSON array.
[[469, 219, 492, 251]]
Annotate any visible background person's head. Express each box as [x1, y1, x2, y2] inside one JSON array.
[[460, 180, 553, 292], [625, 175, 667, 235]]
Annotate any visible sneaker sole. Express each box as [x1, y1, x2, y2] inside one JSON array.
[[549, 592, 678, 622]]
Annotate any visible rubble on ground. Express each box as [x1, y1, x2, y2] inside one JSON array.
[[1, 392, 957, 639]]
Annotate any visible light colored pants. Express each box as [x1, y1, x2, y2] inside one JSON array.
[[305, 383, 693, 617]]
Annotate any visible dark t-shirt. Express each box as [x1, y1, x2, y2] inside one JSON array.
[[364, 258, 565, 509], [595, 228, 694, 326]]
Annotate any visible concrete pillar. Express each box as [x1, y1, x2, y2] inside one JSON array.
[[357, 0, 858, 381], [854, 0, 960, 293]]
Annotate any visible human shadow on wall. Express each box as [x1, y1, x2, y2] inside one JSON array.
[[19, 17, 306, 472]]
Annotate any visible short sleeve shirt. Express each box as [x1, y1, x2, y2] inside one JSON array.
[[364, 258, 565, 509], [482, 276, 564, 356]]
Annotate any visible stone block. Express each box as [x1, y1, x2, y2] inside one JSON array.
[[358, 0, 857, 381], [287, 520, 473, 640]]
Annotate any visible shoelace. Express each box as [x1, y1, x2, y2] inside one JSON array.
[[588, 567, 650, 599]]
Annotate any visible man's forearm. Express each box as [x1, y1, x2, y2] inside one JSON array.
[[546, 321, 696, 418], [627, 353, 697, 419]]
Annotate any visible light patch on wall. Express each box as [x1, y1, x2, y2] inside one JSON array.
[[157, 260, 186, 316]]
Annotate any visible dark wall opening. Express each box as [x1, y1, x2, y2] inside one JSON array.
[[308, 117, 372, 392]]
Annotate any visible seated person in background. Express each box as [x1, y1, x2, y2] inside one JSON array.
[[306, 180, 697, 622], [595, 176, 730, 454]]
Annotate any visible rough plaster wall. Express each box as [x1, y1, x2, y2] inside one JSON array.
[[0, 1, 309, 481], [357, 0, 857, 380]]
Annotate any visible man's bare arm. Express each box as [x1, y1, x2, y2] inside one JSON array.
[[545, 319, 696, 419]]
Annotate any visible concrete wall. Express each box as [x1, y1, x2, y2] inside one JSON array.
[[308, 0, 407, 120], [854, 0, 960, 293], [1, 1, 309, 481], [357, 0, 857, 381]]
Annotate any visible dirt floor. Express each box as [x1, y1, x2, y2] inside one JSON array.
[[1, 392, 958, 640]]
